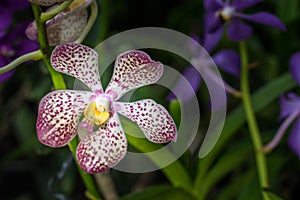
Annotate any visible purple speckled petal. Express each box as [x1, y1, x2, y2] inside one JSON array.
[[227, 19, 252, 41], [105, 50, 163, 101], [46, 10, 88, 46], [204, 0, 224, 12], [167, 66, 202, 102], [279, 93, 300, 120], [26, 1, 91, 46], [36, 90, 92, 147], [76, 113, 127, 174], [231, 0, 262, 11], [289, 52, 300, 85], [28, 0, 66, 6], [51, 43, 103, 92], [213, 49, 240, 77], [236, 12, 286, 31], [288, 118, 300, 158], [117, 99, 177, 143]]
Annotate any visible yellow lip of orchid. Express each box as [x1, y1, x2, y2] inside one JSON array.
[[83, 101, 110, 127]]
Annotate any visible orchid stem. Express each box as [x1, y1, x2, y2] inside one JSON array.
[[75, 0, 98, 43], [31, 3, 101, 199], [40, 0, 74, 23], [239, 41, 270, 200], [0, 50, 43, 74]]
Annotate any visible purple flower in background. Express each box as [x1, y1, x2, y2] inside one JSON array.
[[204, 0, 286, 41], [0, 0, 30, 37], [167, 34, 240, 102], [262, 52, 300, 158], [0, 23, 39, 82]]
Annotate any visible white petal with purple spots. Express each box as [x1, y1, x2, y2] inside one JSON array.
[[105, 50, 164, 100], [116, 100, 177, 143], [76, 113, 127, 173], [36, 90, 92, 147], [51, 43, 102, 92]]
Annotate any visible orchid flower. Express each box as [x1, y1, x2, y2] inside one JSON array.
[[262, 52, 300, 158], [26, 0, 91, 46], [36, 43, 177, 173], [167, 34, 240, 102], [204, 0, 286, 41]]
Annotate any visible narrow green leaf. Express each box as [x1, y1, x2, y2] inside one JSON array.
[[121, 116, 192, 191], [121, 185, 196, 200], [263, 189, 285, 200], [169, 99, 181, 127]]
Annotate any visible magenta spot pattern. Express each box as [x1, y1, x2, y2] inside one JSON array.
[[37, 43, 177, 174], [36, 90, 92, 147], [117, 100, 177, 143], [25, 2, 90, 46], [106, 50, 164, 100], [76, 113, 127, 173], [51, 43, 102, 92]]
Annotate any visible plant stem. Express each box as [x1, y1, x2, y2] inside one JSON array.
[[0, 50, 43, 74], [41, 0, 73, 23], [76, 0, 98, 43], [239, 41, 270, 200], [31, 3, 101, 199]]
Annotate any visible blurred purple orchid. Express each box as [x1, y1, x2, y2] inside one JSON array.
[[37, 43, 177, 173], [167, 34, 240, 102], [204, 0, 286, 41], [0, 0, 30, 37], [26, 0, 91, 46], [262, 52, 300, 158], [0, 22, 39, 82]]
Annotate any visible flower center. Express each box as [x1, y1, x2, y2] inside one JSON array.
[[217, 6, 235, 21], [80, 95, 111, 132]]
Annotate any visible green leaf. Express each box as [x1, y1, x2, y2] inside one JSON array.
[[169, 99, 181, 127], [263, 189, 285, 200], [276, 0, 299, 24], [121, 185, 196, 200], [121, 116, 192, 191], [197, 141, 252, 199]]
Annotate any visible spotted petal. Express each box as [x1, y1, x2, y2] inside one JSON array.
[[26, 2, 89, 46], [28, 0, 66, 6], [36, 90, 92, 147], [76, 113, 127, 173], [105, 50, 163, 100], [116, 100, 177, 143], [51, 43, 102, 92]]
